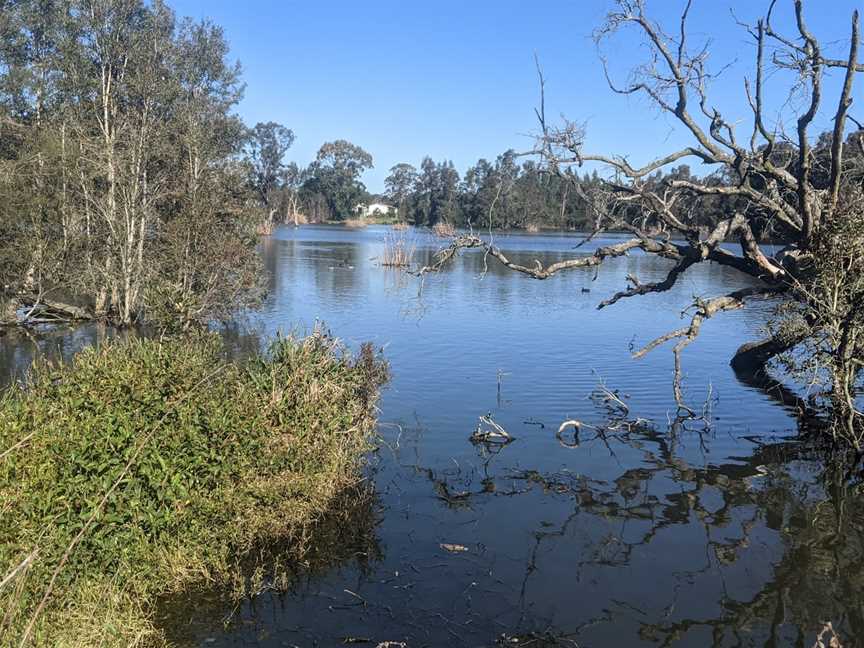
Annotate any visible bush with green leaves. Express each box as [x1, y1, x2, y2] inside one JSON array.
[[0, 331, 388, 647]]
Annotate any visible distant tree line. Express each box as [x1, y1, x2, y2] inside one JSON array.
[[383, 152, 598, 230], [376, 131, 864, 235]]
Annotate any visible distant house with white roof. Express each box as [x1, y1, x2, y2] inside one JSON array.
[[354, 202, 397, 218]]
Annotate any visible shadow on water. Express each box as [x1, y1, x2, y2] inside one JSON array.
[[4, 225, 863, 646], [154, 483, 383, 647]]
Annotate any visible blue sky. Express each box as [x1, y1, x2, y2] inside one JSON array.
[[169, 0, 863, 192]]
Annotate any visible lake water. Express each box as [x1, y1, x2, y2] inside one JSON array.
[[4, 225, 862, 647]]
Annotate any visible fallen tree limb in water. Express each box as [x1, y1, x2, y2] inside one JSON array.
[[407, 0, 864, 443], [9, 294, 94, 324], [471, 413, 515, 446]]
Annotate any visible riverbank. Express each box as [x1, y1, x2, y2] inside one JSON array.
[[0, 331, 387, 647]]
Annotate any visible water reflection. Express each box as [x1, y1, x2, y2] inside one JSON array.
[[0, 323, 130, 386], [160, 412, 861, 647], [155, 483, 383, 647]]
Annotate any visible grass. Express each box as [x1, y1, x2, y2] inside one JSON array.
[[343, 218, 368, 228], [0, 331, 388, 647], [432, 221, 456, 238], [380, 228, 416, 268]]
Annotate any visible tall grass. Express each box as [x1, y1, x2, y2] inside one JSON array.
[[0, 331, 388, 647], [432, 221, 456, 238], [380, 228, 416, 268]]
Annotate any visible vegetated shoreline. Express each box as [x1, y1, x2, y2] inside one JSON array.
[[0, 330, 388, 647]]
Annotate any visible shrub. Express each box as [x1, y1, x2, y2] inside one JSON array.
[[0, 331, 388, 647]]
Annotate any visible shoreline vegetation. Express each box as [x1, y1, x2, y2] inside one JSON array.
[[0, 331, 388, 647]]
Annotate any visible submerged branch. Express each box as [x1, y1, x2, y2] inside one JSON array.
[[633, 287, 785, 410]]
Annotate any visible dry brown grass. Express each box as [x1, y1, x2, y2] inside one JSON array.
[[380, 228, 416, 268], [343, 218, 368, 229], [432, 221, 455, 238], [391, 221, 408, 231], [289, 212, 309, 226], [525, 223, 540, 233]]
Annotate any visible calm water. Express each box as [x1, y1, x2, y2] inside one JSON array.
[[4, 225, 862, 647]]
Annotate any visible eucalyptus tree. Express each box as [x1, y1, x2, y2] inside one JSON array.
[[306, 139, 373, 220], [384, 162, 418, 221], [279, 161, 307, 226], [0, 0, 73, 315], [149, 15, 262, 329], [248, 120, 295, 226], [0, 0, 265, 329]]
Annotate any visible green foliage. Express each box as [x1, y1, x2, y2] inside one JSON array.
[[771, 188, 864, 447], [0, 0, 267, 327], [301, 139, 374, 220], [385, 151, 605, 230], [248, 121, 295, 206], [0, 332, 388, 646]]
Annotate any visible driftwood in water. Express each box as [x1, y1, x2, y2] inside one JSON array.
[[14, 295, 93, 323], [470, 414, 514, 445]]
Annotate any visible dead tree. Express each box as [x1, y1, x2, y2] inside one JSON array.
[[419, 0, 864, 444]]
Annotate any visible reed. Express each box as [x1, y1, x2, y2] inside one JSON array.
[[380, 228, 416, 268], [431, 221, 455, 238]]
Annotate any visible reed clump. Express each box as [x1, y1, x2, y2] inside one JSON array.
[[380, 228, 416, 268], [0, 331, 388, 647], [431, 221, 456, 238]]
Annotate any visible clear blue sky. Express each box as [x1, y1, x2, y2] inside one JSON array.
[[169, 0, 862, 193]]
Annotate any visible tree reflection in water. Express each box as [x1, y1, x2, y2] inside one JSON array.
[[160, 391, 864, 647], [423, 393, 863, 647]]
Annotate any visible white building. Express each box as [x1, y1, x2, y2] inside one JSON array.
[[355, 202, 397, 218]]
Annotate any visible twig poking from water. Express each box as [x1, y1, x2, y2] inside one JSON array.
[[496, 368, 512, 406], [343, 589, 367, 607], [556, 420, 582, 448], [590, 371, 630, 416], [471, 414, 515, 446]]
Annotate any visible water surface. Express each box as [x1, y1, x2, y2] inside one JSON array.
[[4, 225, 860, 647]]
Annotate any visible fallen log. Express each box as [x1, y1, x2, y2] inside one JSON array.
[[16, 295, 93, 322]]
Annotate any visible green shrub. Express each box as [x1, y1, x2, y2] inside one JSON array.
[[0, 331, 388, 647]]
